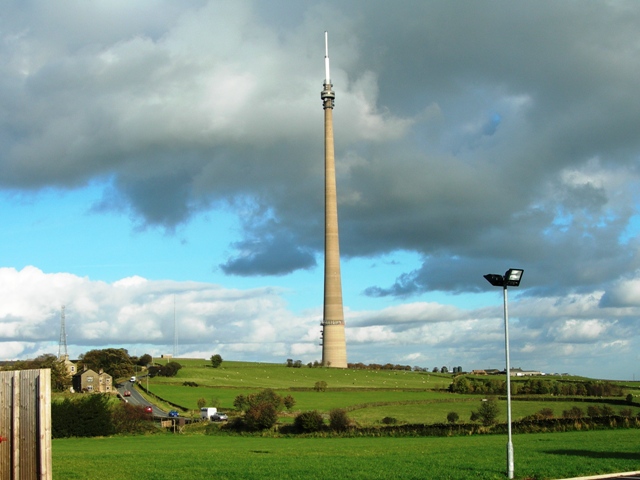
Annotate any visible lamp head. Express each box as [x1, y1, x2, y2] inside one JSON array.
[[505, 268, 524, 287], [484, 269, 524, 288]]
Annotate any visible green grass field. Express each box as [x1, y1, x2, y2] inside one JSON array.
[[51, 359, 639, 479], [53, 429, 640, 480], [140, 361, 640, 425]]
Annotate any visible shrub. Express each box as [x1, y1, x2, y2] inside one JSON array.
[[112, 403, 155, 434], [562, 406, 584, 419], [247, 388, 284, 411], [294, 410, 324, 433], [381, 416, 397, 425], [587, 405, 602, 417], [210, 354, 223, 368], [620, 408, 633, 417], [233, 394, 248, 411], [473, 398, 500, 426], [314, 381, 328, 392], [446, 411, 459, 424], [52, 394, 115, 438], [283, 394, 296, 411], [244, 403, 278, 431], [197, 398, 207, 409], [539, 408, 554, 419], [149, 361, 182, 377], [626, 393, 634, 404], [329, 408, 350, 432]]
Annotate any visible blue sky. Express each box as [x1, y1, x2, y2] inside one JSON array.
[[2, 1, 640, 380]]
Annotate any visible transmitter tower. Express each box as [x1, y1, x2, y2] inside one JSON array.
[[320, 32, 347, 368]]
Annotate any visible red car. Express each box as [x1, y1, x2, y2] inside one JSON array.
[[123, 390, 131, 397], [144, 406, 153, 414]]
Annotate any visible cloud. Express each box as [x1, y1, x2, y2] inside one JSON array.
[[2, 2, 640, 379], [0, 266, 317, 359]]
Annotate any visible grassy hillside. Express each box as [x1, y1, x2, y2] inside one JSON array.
[[141, 359, 640, 425]]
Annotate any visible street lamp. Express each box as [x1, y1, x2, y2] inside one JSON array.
[[484, 268, 524, 480]]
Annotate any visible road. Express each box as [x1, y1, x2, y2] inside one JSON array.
[[117, 380, 168, 418]]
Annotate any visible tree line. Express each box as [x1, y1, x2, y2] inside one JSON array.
[[450, 376, 624, 397]]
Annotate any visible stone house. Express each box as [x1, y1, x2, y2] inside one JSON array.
[[72, 368, 113, 393]]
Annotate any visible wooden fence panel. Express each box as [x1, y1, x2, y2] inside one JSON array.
[[0, 369, 52, 480]]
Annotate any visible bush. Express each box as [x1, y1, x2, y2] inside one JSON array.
[[472, 398, 500, 426], [314, 381, 328, 392], [294, 410, 324, 433], [210, 354, 223, 368], [329, 409, 350, 432], [149, 361, 182, 377], [381, 416, 397, 425], [283, 394, 296, 411], [52, 394, 115, 438], [112, 403, 155, 434], [247, 388, 284, 412], [233, 394, 248, 411], [244, 403, 278, 431], [626, 393, 634, 404], [197, 398, 207, 409], [446, 411, 459, 424], [562, 406, 584, 419]]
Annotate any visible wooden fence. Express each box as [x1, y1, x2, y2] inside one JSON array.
[[0, 368, 52, 480]]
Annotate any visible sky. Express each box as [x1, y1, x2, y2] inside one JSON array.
[[1, 0, 640, 380]]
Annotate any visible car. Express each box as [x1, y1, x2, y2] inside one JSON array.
[[130, 376, 136, 382], [123, 390, 131, 397], [211, 413, 228, 422], [168, 410, 179, 418], [144, 406, 153, 414]]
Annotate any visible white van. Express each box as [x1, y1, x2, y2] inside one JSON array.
[[130, 376, 136, 382], [200, 407, 217, 420]]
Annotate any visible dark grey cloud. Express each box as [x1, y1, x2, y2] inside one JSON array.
[[2, 0, 640, 292]]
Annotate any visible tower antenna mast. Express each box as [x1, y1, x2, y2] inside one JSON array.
[[58, 305, 68, 359], [320, 31, 347, 368]]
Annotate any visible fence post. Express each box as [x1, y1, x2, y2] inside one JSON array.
[[0, 369, 52, 480]]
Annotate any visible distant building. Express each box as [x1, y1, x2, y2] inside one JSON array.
[[511, 368, 543, 377], [72, 368, 113, 393], [59, 354, 77, 377]]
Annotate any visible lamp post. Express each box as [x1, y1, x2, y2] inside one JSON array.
[[484, 268, 524, 480]]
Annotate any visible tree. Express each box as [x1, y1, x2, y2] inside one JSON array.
[[446, 411, 459, 424], [283, 394, 296, 411], [562, 406, 584, 419], [329, 409, 350, 432], [7, 354, 71, 392], [233, 394, 248, 411], [473, 398, 500, 426], [79, 348, 134, 379], [244, 403, 278, 431], [314, 380, 328, 392], [147, 361, 182, 378], [210, 354, 223, 368], [247, 388, 284, 411], [137, 354, 152, 366], [626, 393, 634, 404], [294, 410, 324, 433], [112, 403, 155, 434], [197, 398, 207, 409]]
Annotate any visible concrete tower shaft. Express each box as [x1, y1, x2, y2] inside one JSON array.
[[321, 32, 347, 368]]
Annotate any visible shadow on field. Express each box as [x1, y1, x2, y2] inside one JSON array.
[[544, 450, 640, 460]]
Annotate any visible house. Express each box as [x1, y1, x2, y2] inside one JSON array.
[[72, 368, 113, 393], [59, 354, 77, 377]]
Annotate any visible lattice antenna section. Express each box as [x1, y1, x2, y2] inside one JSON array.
[[58, 305, 68, 358]]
